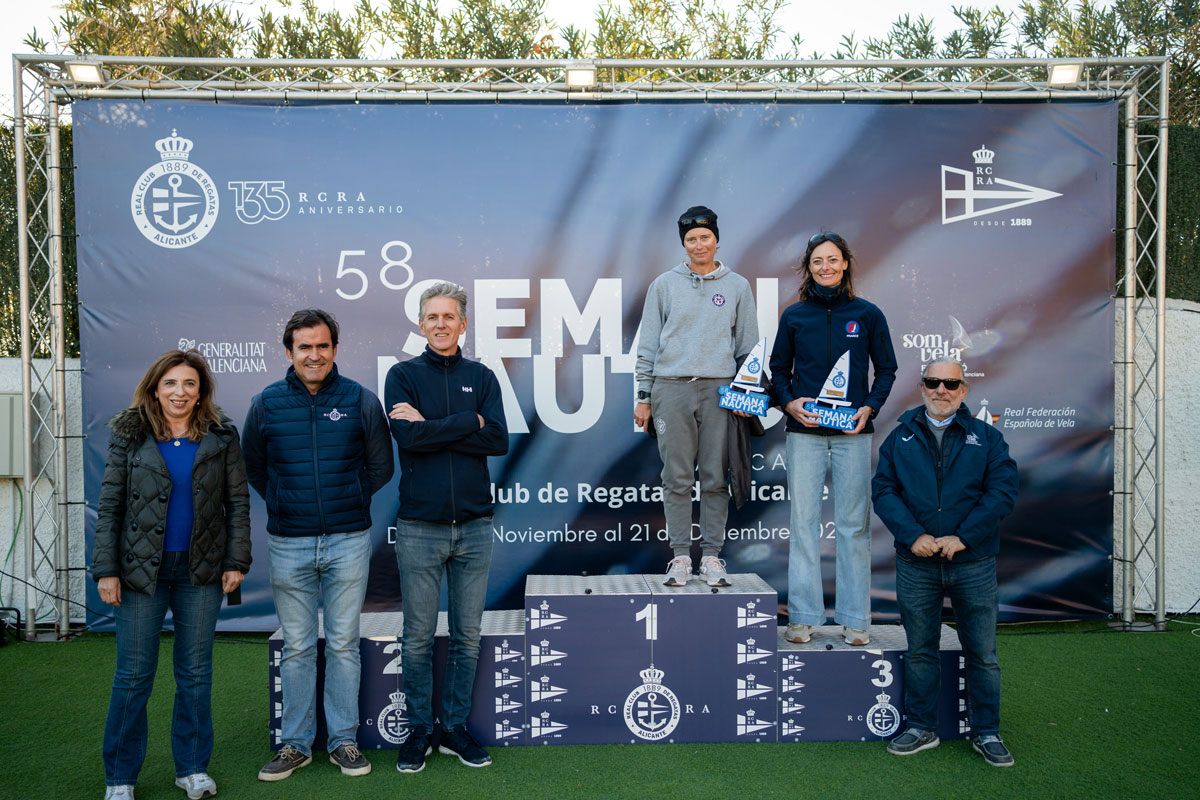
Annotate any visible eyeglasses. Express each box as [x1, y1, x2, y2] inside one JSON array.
[[679, 214, 716, 228], [809, 232, 845, 246], [922, 377, 964, 391]]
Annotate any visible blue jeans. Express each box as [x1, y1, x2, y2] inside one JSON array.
[[785, 432, 873, 630], [269, 530, 371, 754], [895, 554, 1001, 735], [394, 515, 493, 731], [103, 551, 223, 786]]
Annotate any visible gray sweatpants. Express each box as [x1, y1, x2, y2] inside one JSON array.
[[650, 377, 731, 558]]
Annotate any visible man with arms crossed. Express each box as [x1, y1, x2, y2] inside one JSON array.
[[871, 356, 1018, 767], [385, 283, 509, 773], [244, 309, 394, 781]]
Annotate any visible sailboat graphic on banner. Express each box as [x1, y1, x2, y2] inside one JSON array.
[[718, 337, 771, 417], [802, 350, 858, 431]]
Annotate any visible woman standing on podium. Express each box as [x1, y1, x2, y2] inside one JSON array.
[[93, 349, 252, 800], [769, 232, 896, 646]]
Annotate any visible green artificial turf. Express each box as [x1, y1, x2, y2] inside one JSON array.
[[2, 619, 1197, 799]]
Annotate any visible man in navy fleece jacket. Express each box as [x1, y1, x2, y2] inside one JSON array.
[[872, 356, 1018, 768], [383, 282, 508, 774]]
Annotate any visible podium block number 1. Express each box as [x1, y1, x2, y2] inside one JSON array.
[[635, 603, 658, 640]]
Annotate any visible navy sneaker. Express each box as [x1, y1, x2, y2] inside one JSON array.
[[886, 727, 940, 755], [972, 734, 1015, 767], [438, 725, 492, 767], [396, 729, 432, 774]]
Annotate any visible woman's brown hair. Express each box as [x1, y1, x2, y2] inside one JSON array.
[[130, 349, 222, 442], [796, 232, 857, 302]]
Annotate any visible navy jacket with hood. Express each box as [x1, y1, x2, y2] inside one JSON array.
[[769, 287, 897, 435], [385, 346, 509, 523], [242, 364, 394, 536], [872, 404, 1019, 561]]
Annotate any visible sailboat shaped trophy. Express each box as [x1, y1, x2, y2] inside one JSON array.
[[803, 350, 858, 431], [718, 337, 771, 417]]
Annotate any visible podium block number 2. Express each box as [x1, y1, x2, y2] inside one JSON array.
[[383, 642, 403, 675], [635, 603, 658, 640]]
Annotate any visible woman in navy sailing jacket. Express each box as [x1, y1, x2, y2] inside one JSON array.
[[769, 232, 897, 646]]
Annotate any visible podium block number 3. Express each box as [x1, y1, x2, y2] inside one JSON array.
[[871, 659, 893, 687], [635, 603, 658, 640]]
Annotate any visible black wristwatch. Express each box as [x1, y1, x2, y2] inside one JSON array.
[[637, 390, 651, 401]]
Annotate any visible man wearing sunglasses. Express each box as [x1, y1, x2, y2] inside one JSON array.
[[635, 206, 759, 588], [871, 356, 1019, 767]]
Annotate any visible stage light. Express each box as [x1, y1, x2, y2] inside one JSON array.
[[66, 60, 108, 84], [565, 64, 597, 89], [1047, 63, 1083, 86]]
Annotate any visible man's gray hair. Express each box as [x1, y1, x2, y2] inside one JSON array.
[[419, 281, 468, 319], [920, 355, 968, 383]]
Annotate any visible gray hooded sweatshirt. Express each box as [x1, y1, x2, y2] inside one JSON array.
[[636, 261, 759, 396]]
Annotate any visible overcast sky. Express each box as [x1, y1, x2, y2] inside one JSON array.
[[6, 0, 1029, 91]]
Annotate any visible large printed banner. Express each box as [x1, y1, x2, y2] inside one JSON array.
[[74, 100, 1116, 630]]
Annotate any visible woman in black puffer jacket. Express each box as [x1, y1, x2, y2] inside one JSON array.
[[93, 349, 251, 800]]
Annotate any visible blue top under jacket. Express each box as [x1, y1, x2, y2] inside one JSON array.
[[157, 437, 199, 551]]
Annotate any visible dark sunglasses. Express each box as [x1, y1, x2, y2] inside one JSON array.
[[922, 377, 964, 391], [809, 231, 845, 246], [679, 214, 716, 228]]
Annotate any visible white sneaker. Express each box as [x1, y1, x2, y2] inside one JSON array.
[[104, 787, 135, 800], [663, 556, 692, 586], [174, 773, 217, 799], [784, 623, 813, 643], [698, 556, 732, 586], [843, 626, 871, 646]]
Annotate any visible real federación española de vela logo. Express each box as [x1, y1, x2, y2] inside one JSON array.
[[623, 665, 681, 741], [130, 129, 219, 249]]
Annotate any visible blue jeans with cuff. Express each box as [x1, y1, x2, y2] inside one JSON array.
[[785, 432, 873, 630]]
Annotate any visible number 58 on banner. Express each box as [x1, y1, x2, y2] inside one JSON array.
[[333, 240, 415, 301]]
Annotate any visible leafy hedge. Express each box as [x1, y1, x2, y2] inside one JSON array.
[[1165, 125, 1200, 302]]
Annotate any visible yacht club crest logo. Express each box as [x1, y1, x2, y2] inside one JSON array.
[[131, 129, 219, 248], [623, 665, 681, 741], [941, 144, 1061, 225], [865, 692, 902, 737], [375, 691, 412, 745]]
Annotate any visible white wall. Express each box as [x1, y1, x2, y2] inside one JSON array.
[[0, 358, 86, 622], [1163, 299, 1200, 613]]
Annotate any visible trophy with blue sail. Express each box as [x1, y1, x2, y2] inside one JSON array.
[[718, 337, 771, 417], [803, 350, 859, 431]]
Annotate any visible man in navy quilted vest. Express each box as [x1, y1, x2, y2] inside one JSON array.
[[384, 282, 509, 774], [243, 308, 394, 782]]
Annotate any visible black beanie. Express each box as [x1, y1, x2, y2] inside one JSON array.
[[677, 206, 719, 244]]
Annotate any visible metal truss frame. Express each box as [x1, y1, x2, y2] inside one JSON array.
[[11, 55, 1169, 637]]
